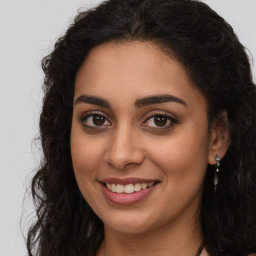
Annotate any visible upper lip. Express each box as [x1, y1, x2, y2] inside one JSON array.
[[99, 177, 160, 185]]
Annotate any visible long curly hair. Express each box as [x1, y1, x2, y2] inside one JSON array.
[[27, 0, 256, 255]]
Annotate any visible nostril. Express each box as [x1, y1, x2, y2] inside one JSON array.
[[104, 148, 145, 170], [104, 132, 145, 169]]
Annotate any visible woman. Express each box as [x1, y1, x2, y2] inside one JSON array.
[[27, 0, 256, 255]]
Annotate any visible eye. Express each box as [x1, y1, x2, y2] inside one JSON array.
[[143, 113, 177, 128], [81, 113, 111, 127]]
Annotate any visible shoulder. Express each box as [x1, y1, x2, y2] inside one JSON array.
[[201, 248, 209, 256]]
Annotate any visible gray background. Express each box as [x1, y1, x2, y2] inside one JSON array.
[[0, 1, 255, 255]]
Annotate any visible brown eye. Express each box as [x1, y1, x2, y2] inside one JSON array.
[[143, 113, 177, 129], [154, 116, 168, 127], [81, 114, 111, 127], [93, 115, 105, 126]]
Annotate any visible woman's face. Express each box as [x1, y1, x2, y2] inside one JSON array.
[[71, 41, 213, 235]]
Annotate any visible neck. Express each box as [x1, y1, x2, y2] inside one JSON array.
[[97, 212, 203, 256]]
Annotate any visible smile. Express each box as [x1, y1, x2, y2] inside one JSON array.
[[105, 182, 154, 194], [99, 178, 159, 205]]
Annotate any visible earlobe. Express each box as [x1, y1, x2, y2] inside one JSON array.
[[208, 111, 230, 165]]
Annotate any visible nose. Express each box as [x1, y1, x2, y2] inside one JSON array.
[[104, 125, 145, 169]]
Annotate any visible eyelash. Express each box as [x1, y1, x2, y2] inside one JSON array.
[[80, 111, 178, 130], [80, 111, 111, 128], [142, 112, 178, 129]]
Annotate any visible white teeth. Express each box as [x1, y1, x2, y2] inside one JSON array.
[[111, 184, 116, 192], [141, 183, 147, 189], [134, 183, 142, 192], [105, 182, 155, 193], [125, 184, 135, 193], [116, 184, 124, 193], [148, 182, 154, 188]]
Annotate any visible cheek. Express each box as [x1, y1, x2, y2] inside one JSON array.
[[71, 141, 100, 175], [70, 125, 105, 187], [147, 129, 209, 187], [71, 133, 106, 210]]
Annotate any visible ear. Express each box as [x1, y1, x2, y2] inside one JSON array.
[[208, 111, 230, 165]]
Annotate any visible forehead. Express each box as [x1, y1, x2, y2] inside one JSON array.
[[75, 41, 207, 109]]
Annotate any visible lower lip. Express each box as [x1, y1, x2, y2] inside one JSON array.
[[101, 183, 157, 205]]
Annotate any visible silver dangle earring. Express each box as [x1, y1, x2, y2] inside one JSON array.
[[214, 154, 220, 191]]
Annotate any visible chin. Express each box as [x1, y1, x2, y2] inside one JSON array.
[[102, 213, 153, 234]]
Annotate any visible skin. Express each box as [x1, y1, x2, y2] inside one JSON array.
[[70, 41, 229, 256]]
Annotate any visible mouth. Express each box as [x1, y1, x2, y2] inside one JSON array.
[[99, 178, 160, 205], [103, 181, 156, 194]]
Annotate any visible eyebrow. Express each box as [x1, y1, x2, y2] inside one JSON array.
[[135, 94, 187, 108], [74, 94, 187, 109], [75, 94, 112, 109]]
